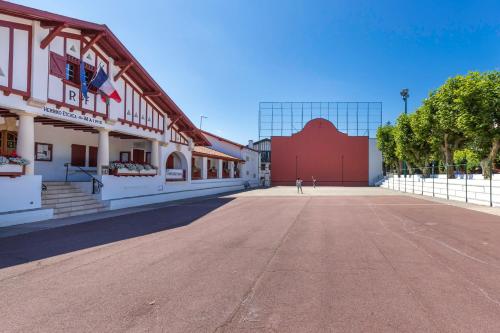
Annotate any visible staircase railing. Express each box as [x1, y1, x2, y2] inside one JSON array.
[[64, 163, 103, 194]]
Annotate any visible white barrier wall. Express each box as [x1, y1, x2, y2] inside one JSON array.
[[381, 174, 500, 207], [0, 175, 42, 212], [101, 176, 249, 210]]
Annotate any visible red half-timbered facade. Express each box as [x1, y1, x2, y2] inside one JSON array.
[[0, 19, 32, 99], [0, 1, 260, 223]]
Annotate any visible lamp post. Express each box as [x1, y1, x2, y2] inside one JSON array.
[[400, 88, 410, 180], [199, 115, 208, 130], [400, 88, 409, 114]]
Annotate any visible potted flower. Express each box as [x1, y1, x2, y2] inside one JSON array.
[[140, 164, 157, 175], [0, 151, 29, 177]]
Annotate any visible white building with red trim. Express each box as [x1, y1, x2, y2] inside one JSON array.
[[0, 2, 259, 226]]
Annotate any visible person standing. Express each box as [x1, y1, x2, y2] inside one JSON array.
[[296, 177, 303, 194], [312, 176, 317, 188]]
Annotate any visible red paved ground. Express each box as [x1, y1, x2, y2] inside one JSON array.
[[1, 195, 500, 332]]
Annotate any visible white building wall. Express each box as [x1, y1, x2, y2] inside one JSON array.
[[0, 10, 258, 221], [368, 138, 383, 186], [202, 132, 260, 186], [32, 125, 154, 181]]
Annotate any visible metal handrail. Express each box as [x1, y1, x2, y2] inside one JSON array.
[[64, 163, 103, 194]]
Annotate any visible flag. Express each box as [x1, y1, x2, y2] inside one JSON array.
[[80, 60, 88, 100], [90, 67, 121, 103]]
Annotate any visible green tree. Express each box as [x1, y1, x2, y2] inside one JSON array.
[[425, 75, 469, 177], [394, 113, 415, 173], [455, 71, 500, 177], [454, 148, 481, 173], [376, 123, 399, 174]]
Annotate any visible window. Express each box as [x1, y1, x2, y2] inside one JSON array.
[[71, 144, 86, 167], [65, 62, 76, 82], [63, 55, 96, 87], [120, 151, 130, 162], [0, 131, 17, 156]]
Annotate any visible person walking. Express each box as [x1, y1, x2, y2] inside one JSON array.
[[296, 177, 303, 194], [312, 176, 317, 188]]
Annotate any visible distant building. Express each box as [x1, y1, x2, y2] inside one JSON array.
[[252, 138, 271, 186]]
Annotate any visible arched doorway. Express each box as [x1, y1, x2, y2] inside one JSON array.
[[165, 151, 188, 181]]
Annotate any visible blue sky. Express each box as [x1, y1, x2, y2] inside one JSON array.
[[13, 0, 500, 143]]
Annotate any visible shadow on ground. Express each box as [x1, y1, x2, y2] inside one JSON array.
[[0, 197, 234, 269]]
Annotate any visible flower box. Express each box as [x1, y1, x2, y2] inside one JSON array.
[[111, 168, 157, 177], [0, 163, 25, 177]]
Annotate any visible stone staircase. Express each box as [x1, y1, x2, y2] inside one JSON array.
[[42, 182, 108, 219]]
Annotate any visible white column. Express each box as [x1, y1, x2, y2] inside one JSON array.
[[229, 161, 235, 178], [202, 157, 208, 179], [97, 129, 109, 175], [16, 112, 35, 175], [151, 139, 159, 168], [217, 159, 223, 179]]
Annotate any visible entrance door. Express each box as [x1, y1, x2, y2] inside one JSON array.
[[88, 146, 98, 167], [71, 144, 86, 166], [133, 149, 144, 163], [166, 154, 174, 168]]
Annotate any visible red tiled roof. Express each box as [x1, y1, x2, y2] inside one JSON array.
[[201, 130, 258, 152], [192, 146, 244, 162]]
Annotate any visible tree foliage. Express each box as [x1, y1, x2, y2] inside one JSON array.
[[376, 123, 398, 172], [378, 71, 500, 178]]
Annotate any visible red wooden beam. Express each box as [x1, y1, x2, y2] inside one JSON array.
[[114, 59, 130, 67], [40, 23, 67, 49], [143, 91, 161, 97], [167, 117, 181, 130], [81, 32, 105, 55], [114, 62, 133, 81]]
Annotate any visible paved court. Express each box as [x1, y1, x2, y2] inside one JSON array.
[[1, 189, 500, 332]]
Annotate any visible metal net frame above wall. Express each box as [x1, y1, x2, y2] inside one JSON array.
[[258, 102, 383, 140]]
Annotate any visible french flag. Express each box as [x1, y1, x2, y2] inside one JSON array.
[[90, 67, 122, 103]]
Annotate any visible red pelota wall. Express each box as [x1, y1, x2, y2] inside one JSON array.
[[271, 118, 369, 186]]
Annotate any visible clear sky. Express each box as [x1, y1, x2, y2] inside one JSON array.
[[11, 0, 500, 144]]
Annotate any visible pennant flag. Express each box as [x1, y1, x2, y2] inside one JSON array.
[[90, 67, 121, 103], [80, 60, 88, 100]]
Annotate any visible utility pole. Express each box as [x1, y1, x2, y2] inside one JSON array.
[[199, 115, 207, 130], [400, 89, 410, 179]]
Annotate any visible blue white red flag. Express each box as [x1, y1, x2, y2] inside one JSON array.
[[90, 67, 121, 103]]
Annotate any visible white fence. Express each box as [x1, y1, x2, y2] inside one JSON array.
[[380, 174, 500, 207]]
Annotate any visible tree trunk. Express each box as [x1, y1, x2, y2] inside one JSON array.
[[406, 162, 413, 175], [422, 161, 431, 177], [481, 138, 500, 178], [443, 134, 455, 178]]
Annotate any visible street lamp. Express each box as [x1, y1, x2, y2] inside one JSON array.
[[400, 88, 409, 114], [400, 88, 410, 180], [199, 115, 208, 130]]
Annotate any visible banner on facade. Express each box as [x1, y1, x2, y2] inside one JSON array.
[[165, 168, 184, 180], [41, 106, 104, 126]]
